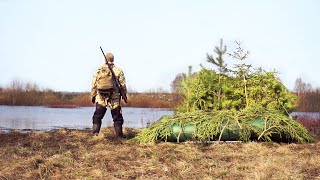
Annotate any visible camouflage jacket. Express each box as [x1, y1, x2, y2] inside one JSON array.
[[90, 63, 127, 98]]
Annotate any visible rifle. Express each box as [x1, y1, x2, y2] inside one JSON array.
[[100, 46, 128, 103]]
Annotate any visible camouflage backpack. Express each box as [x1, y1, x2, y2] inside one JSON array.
[[96, 67, 114, 91]]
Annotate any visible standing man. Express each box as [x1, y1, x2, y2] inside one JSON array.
[[90, 52, 127, 138]]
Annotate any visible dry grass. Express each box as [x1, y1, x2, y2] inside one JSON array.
[[0, 128, 319, 180]]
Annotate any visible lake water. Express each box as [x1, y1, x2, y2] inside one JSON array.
[[1, 106, 319, 132], [290, 112, 320, 119], [0, 106, 174, 132]]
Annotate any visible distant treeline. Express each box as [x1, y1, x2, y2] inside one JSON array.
[[0, 80, 180, 108], [294, 78, 320, 112], [0, 80, 91, 107], [0, 79, 319, 111], [124, 92, 180, 108]]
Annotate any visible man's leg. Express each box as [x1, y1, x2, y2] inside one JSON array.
[[111, 106, 124, 138], [92, 103, 107, 135]]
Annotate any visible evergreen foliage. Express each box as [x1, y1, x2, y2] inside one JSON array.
[[135, 107, 313, 144], [176, 41, 297, 114], [135, 40, 311, 144]]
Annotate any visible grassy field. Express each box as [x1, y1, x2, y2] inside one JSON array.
[[0, 128, 319, 180]]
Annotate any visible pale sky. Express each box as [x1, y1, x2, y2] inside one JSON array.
[[1, 0, 319, 92]]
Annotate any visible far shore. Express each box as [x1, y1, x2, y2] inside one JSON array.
[[0, 91, 180, 109]]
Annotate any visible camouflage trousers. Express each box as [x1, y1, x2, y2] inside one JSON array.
[[95, 90, 121, 110], [92, 90, 124, 134]]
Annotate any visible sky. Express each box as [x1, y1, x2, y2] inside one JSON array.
[[1, 0, 320, 92]]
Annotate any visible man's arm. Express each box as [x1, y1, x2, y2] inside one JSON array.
[[117, 68, 127, 94], [90, 70, 99, 104], [113, 66, 128, 103]]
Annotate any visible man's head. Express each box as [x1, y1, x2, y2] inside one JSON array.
[[105, 53, 114, 63]]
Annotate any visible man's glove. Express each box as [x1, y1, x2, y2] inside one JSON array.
[[91, 96, 96, 104]]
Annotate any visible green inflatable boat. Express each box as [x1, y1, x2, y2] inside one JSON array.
[[167, 118, 280, 142]]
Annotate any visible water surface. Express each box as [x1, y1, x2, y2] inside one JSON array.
[[1, 105, 318, 132], [0, 106, 174, 132], [290, 112, 320, 119]]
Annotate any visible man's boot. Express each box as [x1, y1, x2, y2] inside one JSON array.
[[114, 123, 125, 138], [92, 103, 106, 136], [92, 123, 101, 136], [111, 106, 125, 138]]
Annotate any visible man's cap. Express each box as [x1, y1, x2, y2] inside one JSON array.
[[105, 53, 114, 62]]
